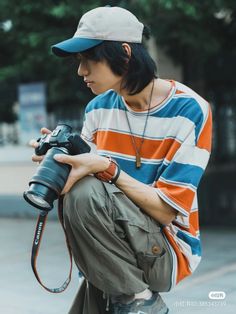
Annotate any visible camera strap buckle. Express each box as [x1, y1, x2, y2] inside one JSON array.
[[31, 196, 73, 293]]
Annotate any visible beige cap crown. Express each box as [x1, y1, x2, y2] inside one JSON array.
[[73, 6, 144, 43]]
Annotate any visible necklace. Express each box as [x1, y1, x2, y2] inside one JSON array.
[[124, 79, 155, 168]]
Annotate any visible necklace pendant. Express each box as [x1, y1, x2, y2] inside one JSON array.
[[136, 153, 141, 168]]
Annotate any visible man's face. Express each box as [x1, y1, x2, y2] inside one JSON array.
[[77, 54, 122, 95]]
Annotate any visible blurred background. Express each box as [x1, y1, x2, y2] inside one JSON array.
[[1, 0, 236, 225], [0, 1, 236, 314]]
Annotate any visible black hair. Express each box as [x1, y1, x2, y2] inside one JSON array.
[[80, 26, 158, 95]]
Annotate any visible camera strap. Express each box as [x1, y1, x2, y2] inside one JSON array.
[[31, 196, 73, 293]]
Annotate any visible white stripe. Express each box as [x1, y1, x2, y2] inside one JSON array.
[[173, 145, 210, 169], [174, 215, 190, 229], [173, 94, 192, 99], [85, 108, 196, 143], [159, 176, 196, 191], [97, 150, 164, 165], [190, 194, 198, 212]]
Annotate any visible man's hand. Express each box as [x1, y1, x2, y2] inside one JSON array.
[[53, 153, 110, 194], [30, 127, 51, 163]]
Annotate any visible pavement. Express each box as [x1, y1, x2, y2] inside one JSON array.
[[0, 145, 57, 219], [0, 145, 236, 314]]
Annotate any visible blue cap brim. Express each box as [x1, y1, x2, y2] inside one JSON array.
[[51, 37, 103, 57]]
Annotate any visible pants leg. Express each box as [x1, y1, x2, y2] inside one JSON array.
[[63, 176, 148, 295], [68, 279, 111, 314], [63, 176, 172, 313]]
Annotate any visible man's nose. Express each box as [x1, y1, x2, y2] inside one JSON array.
[[77, 61, 89, 77]]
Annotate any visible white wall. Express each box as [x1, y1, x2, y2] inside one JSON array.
[[147, 36, 183, 82]]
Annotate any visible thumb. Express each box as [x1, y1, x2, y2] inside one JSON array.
[[54, 154, 74, 166]]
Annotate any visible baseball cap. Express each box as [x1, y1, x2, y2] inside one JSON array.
[[52, 6, 144, 57]]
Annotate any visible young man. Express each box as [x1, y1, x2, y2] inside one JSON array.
[[35, 6, 212, 314]]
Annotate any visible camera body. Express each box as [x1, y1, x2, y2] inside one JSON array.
[[23, 124, 91, 211], [35, 124, 90, 156]]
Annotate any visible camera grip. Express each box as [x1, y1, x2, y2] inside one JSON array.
[[69, 134, 91, 155]]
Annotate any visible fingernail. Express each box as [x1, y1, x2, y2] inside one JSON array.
[[54, 154, 62, 161]]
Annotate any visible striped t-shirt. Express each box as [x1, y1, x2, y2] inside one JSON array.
[[81, 80, 212, 287]]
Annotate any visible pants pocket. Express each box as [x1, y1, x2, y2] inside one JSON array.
[[104, 184, 173, 292], [136, 233, 172, 292]]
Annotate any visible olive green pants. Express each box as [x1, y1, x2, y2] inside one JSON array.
[[63, 176, 173, 314]]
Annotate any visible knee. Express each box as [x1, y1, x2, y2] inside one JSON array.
[[63, 176, 106, 224]]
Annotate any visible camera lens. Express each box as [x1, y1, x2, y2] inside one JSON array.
[[25, 193, 51, 210], [23, 183, 57, 211], [23, 147, 71, 211]]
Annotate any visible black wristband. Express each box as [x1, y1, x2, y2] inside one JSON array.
[[110, 163, 121, 184]]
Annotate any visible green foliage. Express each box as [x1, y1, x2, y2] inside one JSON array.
[[128, 0, 236, 59], [0, 0, 235, 122]]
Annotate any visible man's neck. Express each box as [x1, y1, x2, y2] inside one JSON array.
[[121, 78, 172, 111]]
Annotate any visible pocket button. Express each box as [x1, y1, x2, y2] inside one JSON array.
[[152, 245, 162, 255]]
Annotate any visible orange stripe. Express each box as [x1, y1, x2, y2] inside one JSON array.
[[165, 140, 181, 161], [94, 130, 181, 160], [163, 228, 191, 283], [156, 181, 195, 213], [189, 211, 199, 232], [197, 103, 212, 152], [175, 89, 185, 94]]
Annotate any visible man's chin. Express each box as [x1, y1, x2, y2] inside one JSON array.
[[90, 87, 109, 95]]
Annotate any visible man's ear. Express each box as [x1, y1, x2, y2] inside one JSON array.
[[122, 43, 131, 58]]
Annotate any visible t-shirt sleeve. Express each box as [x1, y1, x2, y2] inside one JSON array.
[[81, 107, 94, 141], [80, 106, 98, 152], [155, 102, 212, 217]]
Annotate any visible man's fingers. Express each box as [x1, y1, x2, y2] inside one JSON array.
[[61, 175, 79, 194], [54, 154, 74, 166], [32, 154, 44, 163], [29, 139, 39, 148], [41, 127, 51, 134]]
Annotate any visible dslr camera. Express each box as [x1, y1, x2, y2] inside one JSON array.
[[23, 124, 90, 211]]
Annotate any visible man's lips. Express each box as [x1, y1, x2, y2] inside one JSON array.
[[84, 80, 94, 87]]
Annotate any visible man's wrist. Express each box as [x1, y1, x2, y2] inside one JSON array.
[[95, 156, 120, 184]]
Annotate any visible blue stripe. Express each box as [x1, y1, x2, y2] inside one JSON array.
[[151, 97, 204, 140], [177, 230, 201, 256], [154, 162, 169, 181], [161, 162, 204, 188], [85, 90, 124, 113], [114, 157, 158, 185]]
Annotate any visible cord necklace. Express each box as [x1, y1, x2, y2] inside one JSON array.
[[124, 79, 155, 168]]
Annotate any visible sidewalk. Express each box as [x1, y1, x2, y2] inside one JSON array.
[[0, 218, 235, 314], [0, 146, 236, 313], [0, 145, 35, 195], [0, 144, 33, 163], [0, 217, 80, 314], [0, 145, 56, 218]]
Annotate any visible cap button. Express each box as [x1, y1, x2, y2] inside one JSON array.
[[152, 245, 162, 255]]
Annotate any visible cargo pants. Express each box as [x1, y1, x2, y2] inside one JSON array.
[[63, 176, 173, 314]]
